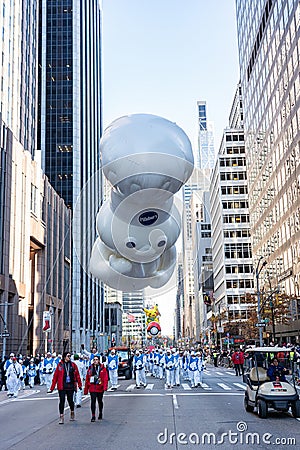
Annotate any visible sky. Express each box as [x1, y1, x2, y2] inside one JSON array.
[[101, 0, 240, 334]]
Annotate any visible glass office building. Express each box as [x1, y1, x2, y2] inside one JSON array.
[[38, 0, 104, 350], [236, 0, 300, 340]]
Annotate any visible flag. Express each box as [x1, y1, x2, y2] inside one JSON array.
[[127, 313, 135, 323]]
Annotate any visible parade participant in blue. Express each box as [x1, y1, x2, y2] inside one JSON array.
[[19, 358, 26, 390], [181, 350, 190, 381], [43, 351, 57, 393], [153, 348, 160, 378], [4, 353, 14, 385], [195, 351, 205, 386], [172, 348, 180, 386], [188, 351, 198, 388], [27, 358, 37, 388], [107, 348, 119, 390], [38, 356, 45, 385], [6, 357, 23, 398], [164, 349, 175, 389], [158, 348, 165, 379], [81, 344, 100, 365], [148, 349, 155, 376], [133, 349, 147, 388]]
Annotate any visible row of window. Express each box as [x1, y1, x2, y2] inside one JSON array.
[[220, 172, 247, 181], [219, 158, 246, 167], [223, 214, 249, 223], [222, 201, 248, 209], [226, 279, 254, 289], [224, 229, 251, 238], [221, 185, 248, 195], [225, 264, 253, 274]]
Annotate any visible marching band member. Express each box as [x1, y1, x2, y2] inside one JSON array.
[[195, 351, 205, 386], [19, 359, 26, 390], [107, 349, 119, 390]]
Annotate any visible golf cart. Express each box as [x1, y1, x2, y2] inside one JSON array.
[[243, 346, 300, 419]]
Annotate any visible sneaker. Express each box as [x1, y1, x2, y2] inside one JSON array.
[[76, 405, 81, 408], [70, 411, 75, 421], [98, 414, 103, 420], [91, 417, 96, 422]]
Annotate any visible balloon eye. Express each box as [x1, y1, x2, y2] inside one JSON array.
[[126, 241, 136, 248], [157, 240, 166, 247]]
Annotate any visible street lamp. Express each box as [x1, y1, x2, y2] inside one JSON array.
[[255, 256, 267, 346]]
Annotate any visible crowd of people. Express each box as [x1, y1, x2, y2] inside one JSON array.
[[1, 342, 300, 424]]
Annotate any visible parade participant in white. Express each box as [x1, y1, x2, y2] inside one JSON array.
[[38, 357, 45, 385], [133, 350, 147, 388], [19, 359, 26, 390], [107, 349, 119, 390], [73, 354, 86, 407], [158, 349, 165, 379], [6, 357, 23, 398], [195, 351, 205, 386], [172, 348, 180, 386], [188, 351, 198, 388], [164, 349, 175, 389], [43, 352, 57, 392], [27, 359, 37, 388]]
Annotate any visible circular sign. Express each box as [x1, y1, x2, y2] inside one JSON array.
[[138, 211, 158, 226]]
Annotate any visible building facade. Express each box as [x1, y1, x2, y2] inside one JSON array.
[[38, 0, 104, 350], [0, 120, 71, 357], [236, 0, 300, 341]]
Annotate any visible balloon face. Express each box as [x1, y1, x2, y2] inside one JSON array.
[[89, 113, 194, 291]]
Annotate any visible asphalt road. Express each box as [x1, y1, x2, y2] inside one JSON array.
[[0, 366, 299, 450]]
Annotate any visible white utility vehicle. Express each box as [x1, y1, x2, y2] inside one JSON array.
[[243, 347, 300, 419]]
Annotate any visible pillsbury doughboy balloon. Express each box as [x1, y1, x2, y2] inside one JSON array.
[[90, 113, 194, 291]]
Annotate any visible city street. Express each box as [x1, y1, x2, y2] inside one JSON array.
[[0, 366, 299, 450]]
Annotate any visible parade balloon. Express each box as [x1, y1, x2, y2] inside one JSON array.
[[147, 321, 161, 337], [89, 113, 194, 291]]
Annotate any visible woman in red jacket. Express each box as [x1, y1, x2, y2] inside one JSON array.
[[84, 355, 108, 422], [50, 351, 82, 424]]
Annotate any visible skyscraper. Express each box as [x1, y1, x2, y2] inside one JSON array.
[[236, 0, 300, 341], [38, 0, 104, 350], [197, 101, 215, 169]]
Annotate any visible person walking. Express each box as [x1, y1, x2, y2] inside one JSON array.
[[107, 349, 119, 390], [6, 357, 23, 398], [50, 351, 82, 424], [43, 352, 56, 393], [27, 359, 37, 388], [84, 355, 108, 422], [232, 348, 245, 376], [73, 354, 86, 408], [132, 349, 147, 388]]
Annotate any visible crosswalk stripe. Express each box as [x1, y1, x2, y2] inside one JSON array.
[[217, 383, 231, 390], [226, 371, 235, 376], [215, 372, 223, 376], [204, 371, 211, 376], [200, 382, 211, 389], [233, 383, 246, 390], [181, 383, 191, 390], [145, 384, 154, 390], [126, 384, 135, 391]]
